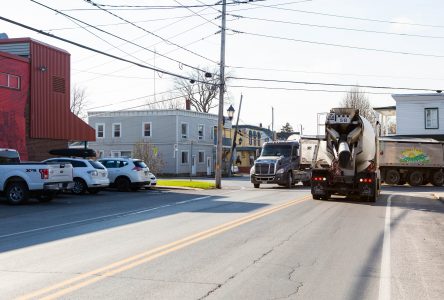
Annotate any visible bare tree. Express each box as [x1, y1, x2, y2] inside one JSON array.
[[172, 67, 230, 113], [145, 93, 185, 110], [132, 141, 165, 174], [280, 122, 294, 133], [71, 85, 88, 119], [339, 87, 376, 125]]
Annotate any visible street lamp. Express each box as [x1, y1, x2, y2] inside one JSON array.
[[227, 105, 235, 121]]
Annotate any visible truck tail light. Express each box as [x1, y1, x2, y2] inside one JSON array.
[[39, 169, 49, 179], [359, 178, 373, 183], [312, 177, 326, 181]]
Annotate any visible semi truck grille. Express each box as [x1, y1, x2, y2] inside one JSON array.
[[255, 163, 275, 175]]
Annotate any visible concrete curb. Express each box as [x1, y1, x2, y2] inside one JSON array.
[[155, 186, 205, 191]]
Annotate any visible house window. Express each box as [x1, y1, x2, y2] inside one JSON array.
[[0, 72, 20, 90], [425, 108, 439, 129], [198, 124, 204, 140], [211, 126, 217, 140], [198, 151, 205, 163], [113, 123, 121, 138], [257, 132, 261, 145], [143, 122, 152, 137], [181, 151, 189, 164], [249, 130, 252, 145], [181, 123, 188, 139], [96, 123, 105, 138]]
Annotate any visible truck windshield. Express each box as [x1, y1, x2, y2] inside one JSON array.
[[261, 145, 292, 157]]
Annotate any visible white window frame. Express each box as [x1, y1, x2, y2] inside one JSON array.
[[111, 150, 121, 157], [181, 123, 188, 139], [425, 108, 439, 129], [142, 122, 152, 137], [96, 123, 105, 139], [181, 151, 189, 164], [198, 124, 204, 140], [198, 151, 205, 164], [112, 123, 122, 138]]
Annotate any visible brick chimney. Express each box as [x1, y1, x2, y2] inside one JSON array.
[[185, 99, 191, 110]]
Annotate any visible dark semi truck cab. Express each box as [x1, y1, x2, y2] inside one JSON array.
[[250, 141, 310, 188]]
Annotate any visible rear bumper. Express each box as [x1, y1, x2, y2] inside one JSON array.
[[43, 182, 75, 191]]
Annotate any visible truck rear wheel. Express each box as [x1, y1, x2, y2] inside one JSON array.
[[431, 170, 444, 186], [408, 171, 423, 187], [385, 169, 400, 185], [253, 183, 260, 188], [6, 181, 29, 205]]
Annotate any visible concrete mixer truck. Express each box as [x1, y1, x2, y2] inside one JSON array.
[[310, 108, 380, 202]]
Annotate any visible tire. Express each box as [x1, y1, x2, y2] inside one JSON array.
[[385, 169, 400, 185], [6, 181, 29, 205], [116, 177, 130, 192], [253, 183, 260, 188], [431, 170, 444, 186], [88, 188, 101, 194], [408, 171, 423, 187], [72, 178, 87, 195], [312, 195, 321, 200], [286, 172, 293, 189]]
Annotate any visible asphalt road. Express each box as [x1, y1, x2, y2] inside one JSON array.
[[0, 180, 443, 300]]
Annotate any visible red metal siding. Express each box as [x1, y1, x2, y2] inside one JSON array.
[[28, 39, 95, 141], [0, 51, 30, 160]]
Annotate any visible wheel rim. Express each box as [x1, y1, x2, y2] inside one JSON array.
[[10, 186, 24, 202], [73, 180, 83, 194], [410, 172, 423, 186], [386, 170, 400, 185]]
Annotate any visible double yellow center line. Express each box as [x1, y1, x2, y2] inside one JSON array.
[[18, 195, 311, 300]]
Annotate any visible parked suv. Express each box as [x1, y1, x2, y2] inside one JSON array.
[[99, 158, 151, 191], [44, 158, 109, 194]]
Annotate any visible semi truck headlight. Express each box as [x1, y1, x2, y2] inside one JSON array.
[[250, 167, 255, 174], [276, 168, 284, 174]]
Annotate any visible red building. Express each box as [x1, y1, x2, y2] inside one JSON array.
[[0, 37, 95, 161]]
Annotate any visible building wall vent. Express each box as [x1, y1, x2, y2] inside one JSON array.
[[52, 76, 65, 94]]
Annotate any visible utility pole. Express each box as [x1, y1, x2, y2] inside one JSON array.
[[271, 106, 274, 141], [228, 94, 243, 177], [215, 0, 227, 189]]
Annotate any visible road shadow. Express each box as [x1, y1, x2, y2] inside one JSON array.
[[0, 189, 268, 253], [347, 193, 444, 300]]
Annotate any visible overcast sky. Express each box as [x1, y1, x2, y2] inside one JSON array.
[[1, 0, 443, 134]]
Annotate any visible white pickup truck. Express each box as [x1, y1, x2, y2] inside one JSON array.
[[0, 149, 74, 204]]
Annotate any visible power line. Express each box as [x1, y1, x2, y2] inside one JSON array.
[[63, 0, 269, 11], [75, 33, 217, 84], [85, 0, 219, 65], [88, 90, 202, 117], [230, 14, 444, 39], [227, 84, 392, 95], [0, 15, 213, 85], [226, 65, 444, 81], [29, 0, 211, 75], [87, 87, 184, 110], [227, 76, 440, 92], [44, 13, 218, 32], [248, 2, 444, 29], [231, 29, 444, 59], [174, 0, 221, 29]]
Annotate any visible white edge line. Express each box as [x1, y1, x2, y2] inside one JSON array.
[[378, 194, 392, 300]]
